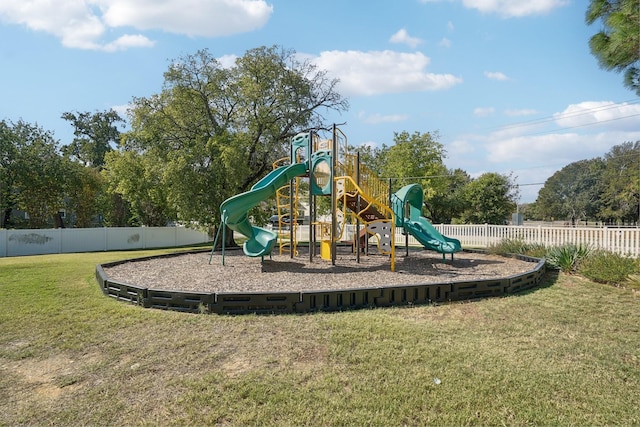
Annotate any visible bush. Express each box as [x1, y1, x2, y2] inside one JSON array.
[[579, 250, 639, 286], [545, 244, 591, 273], [488, 239, 546, 258]]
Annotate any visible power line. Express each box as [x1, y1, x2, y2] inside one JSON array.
[[379, 174, 454, 180], [518, 182, 545, 187], [377, 143, 639, 185], [483, 98, 640, 133], [525, 113, 640, 136]]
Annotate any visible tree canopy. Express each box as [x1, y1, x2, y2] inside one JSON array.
[[61, 110, 125, 169], [349, 132, 517, 224], [600, 141, 640, 223], [105, 46, 348, 230], [460, 172, 519, 224], [425, 168, 471, 224], [3, 42, 636, 230], [586, 0, 640, 95], [380, 131, 448, 195], [0, 120, 68, 227], [531, 141, 639, 224], [534, 159, 605, 224]]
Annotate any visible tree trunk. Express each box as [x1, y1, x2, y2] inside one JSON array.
[[53, 212, 66, 229], [212, 225, 239, 249], [225, 225, 238, 247], [1, 208, 12, 228]]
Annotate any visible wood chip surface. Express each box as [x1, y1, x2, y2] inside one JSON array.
[[102, 248, 539, 294]]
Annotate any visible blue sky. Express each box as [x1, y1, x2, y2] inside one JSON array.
[[1, 0, 639, 203]]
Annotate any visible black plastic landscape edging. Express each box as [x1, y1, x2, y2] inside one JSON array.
[[96, 249, 546, 315]]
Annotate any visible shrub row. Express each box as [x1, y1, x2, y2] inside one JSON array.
[[489, 239, 640, 289]]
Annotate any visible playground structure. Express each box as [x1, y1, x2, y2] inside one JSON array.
[[95, 126, 548, 315], [210, 126, 462, 269]]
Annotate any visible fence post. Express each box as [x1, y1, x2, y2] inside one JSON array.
[[58, 228, 63, 254], [484, 223, 489, 248], [1, 229, 7, 257]]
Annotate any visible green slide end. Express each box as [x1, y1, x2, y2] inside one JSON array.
[[220, 162, 308, 258], [391, 184, 462, 254]]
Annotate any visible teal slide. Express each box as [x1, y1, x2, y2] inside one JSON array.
[[220, 162, 308, 257], [391, 184, 462, 256]]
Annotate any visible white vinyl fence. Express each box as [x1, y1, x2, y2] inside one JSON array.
[[284, 224, 640, 257], [435, 224, 639, 257], [4, 224, 637, 258], [0, 227, 210, 257]]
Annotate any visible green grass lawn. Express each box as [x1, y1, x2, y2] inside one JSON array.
[[1, 247, 639, 426]]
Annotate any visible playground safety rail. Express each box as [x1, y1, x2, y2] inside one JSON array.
[[96, 249, 545, 315]]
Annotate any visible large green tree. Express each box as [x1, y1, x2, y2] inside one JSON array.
[[103, 150, 175, 226], [0, 120, 69, 228], [535, 159, 605, 224], [380, 131, 447, 194], [600, 141, 639, 223], [61, 110, 124, 169], [107, 46, 348, 235], [378, 131, 449, 219], [586, 0, 640, 95], [350, 132, 465, 223], [425, 168, 471, 224], [63, 163, 105, 227], [461, 173, 519, 224], [0, 120, 19, 227]]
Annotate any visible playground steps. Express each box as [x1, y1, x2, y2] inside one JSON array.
[[338, 189, 394, 256], [343, 192, 389, 222], [354, 227, 371, 252]]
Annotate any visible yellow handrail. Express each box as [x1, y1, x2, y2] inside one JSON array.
[[335, 175, 395, 271], [337, 154, 389, 208]]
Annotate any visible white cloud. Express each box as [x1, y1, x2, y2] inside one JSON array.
[[438, 37, 452, 48], [110, 103, 131, 118], [103, 34, 155, 52], [461, 0, 568, 17], [473, 107, 495, 117], [358, 111, 409, 124], [0, 0, 105, 49], [218, 54, 239, 69], [469, 101, 640, 165], [486, 132, 585, 164], [482, 102, 640, 164], [0, 0, 273, 51], [487, 128, 640, 164], [504, 108, 538, 117], [451, 130, 634, 202], [389, 29, 423, 49], [448, 100, 640, 202], [553, 101, 640, 132], [484, 71, 509, 81], [100, 0, 272, 37], [447, 138, 476, 156], [312, 50, 463, 96]]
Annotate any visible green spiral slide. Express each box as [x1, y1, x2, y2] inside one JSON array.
[[392, 184, 462, 257], [219, 162, 308, 258]]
